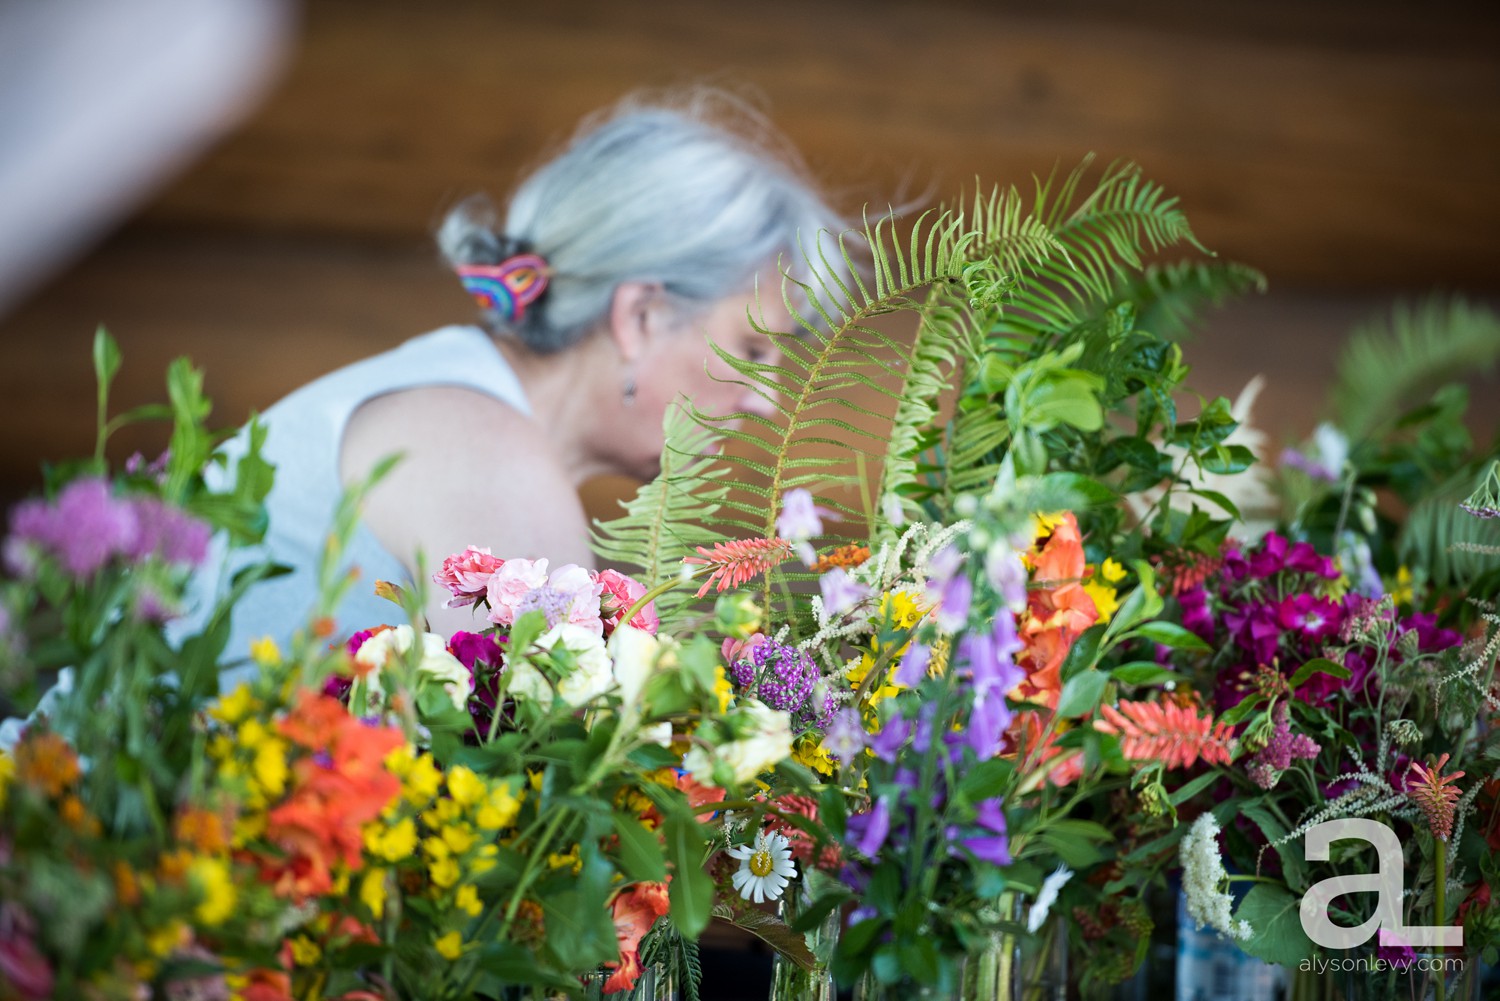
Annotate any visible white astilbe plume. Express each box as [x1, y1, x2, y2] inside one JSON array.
[[1027, 865, 1074, 933], [1179, 814, 1252, 941]]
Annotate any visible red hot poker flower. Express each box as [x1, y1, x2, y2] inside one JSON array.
[[682, 537, 793, 598], [1094, 699, 1236, 770], [1407, 753, 1465, 842]]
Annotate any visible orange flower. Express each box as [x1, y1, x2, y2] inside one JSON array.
[[683, 537, 793, 597], [14, 731, 80, 797], [602, 881, 671, 993], [260, 693, 404, 900], [675, 772, 726, 814], [1014, 513, 1099, 710], [175, 806, 230, 854], [238, 968, 294, 1001]]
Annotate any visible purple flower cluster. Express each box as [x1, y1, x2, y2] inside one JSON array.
[[1245, 703, 1320, 789], [1182, 533, 1465, 713], [732, 638, 825, 725], [3, 477, 210, 580]]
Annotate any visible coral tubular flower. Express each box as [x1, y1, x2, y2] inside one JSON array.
[[682, 537, 794, 598], [1407, 753, 1465, 841], [1094, 700, 1236, 770]]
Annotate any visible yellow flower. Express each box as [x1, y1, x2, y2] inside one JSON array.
[[528, 769, 545, 793], [249, 637, 282, 667], [793, 737, 836, 776], [211, 685, 258, 726], [881, 590, 926, 630], [422, 797, 462, 829], [0, 751, 12, 811], [188, 856, 236, 926], [454, 883, 483, 917], [471, 844, 499, 874], [435, 930, 464, 961], [360, 867, 388, 920], [404, 753, 443, 806], [712, 665, 734, 714], [289, 935, 322, 967], [476, 783, 520, 831], [365, 817, 418, 862], [547, 846, 582, 873], [446, 766, 486, 808], [1100, 558, 1127, 584], [429, 855, 461, 889], [251, 739, 289, 798], [147, 921, 186, 957], [1082, 579, 1120, 624], [440, 823, 478, 855], [1391, 566, 1414, 606]]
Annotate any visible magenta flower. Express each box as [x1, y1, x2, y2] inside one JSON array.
[[1275, 593, 1345, 643], [1245, 703, 1320, 789]]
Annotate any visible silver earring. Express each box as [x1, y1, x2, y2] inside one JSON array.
[[622, 376, 637, 407]]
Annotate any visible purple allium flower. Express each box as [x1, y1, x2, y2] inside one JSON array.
[[846, 796, 891, 859], [961, 798, 1011, 866], [824, 707, 867, 764], [819, 567, 870, 617]]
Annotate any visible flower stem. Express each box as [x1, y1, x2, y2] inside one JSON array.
[[1435, 840, 1448, 1001]]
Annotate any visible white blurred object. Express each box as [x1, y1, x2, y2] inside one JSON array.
[[0, 0, 295, 317]]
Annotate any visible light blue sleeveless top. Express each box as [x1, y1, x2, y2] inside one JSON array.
[[179, 325, 530, 681]]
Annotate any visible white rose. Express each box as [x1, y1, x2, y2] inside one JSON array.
[[537, 623, 615, 707], [353, 625, 471, 712], [608, 624, 660, 705]]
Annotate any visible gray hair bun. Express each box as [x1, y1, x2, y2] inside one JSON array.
[[437, 88, 844, 353]]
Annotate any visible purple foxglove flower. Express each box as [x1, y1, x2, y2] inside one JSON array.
[[819, 568, 870, 617], [777, 488, 824, 565], [824, 707, 867, 764], [984, 540, 1029, 612], [936, 573, 972, 634], [961, 798, 1011, 865], [869, 715, 911, 763], [846, 796, 891, 858], [893, 641, 930, 688]]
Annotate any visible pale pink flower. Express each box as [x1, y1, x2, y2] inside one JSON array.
[[548, 563, 607, 635], [485, 558, 550, 627], [433, 546, 505, 608]]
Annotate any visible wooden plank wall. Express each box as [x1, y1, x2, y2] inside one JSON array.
[[2, 0, 1497, 511]]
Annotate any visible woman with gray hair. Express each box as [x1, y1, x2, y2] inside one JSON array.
[[194, 89, 845, 658]]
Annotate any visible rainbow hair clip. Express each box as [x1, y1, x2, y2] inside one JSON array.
[[456, 253, 550, 324]]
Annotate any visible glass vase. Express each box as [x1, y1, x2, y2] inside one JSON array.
[[769, 877, 839, 1001]]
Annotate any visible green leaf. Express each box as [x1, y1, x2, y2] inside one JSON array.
[[957, 757, 1013, 802], [1111, 661, 1180, 686], [1199, 444, 1256, 475], [664, 812, 713, 936], [612, 812, 667, 883], [1287, 658, 1351, 689], [1055, 669, 1109, 718], [1060, 623, 1105, 681], [1130, 621, 1212, 652], [1233, 883, 1314, 966], [1167, 770, 1221, 806]]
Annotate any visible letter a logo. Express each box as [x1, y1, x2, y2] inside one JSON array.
[[1300, 819, 1462, 949]]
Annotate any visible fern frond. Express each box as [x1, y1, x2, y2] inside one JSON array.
[[1399, 462, 1500, 590], [1333, 297, 1500, 440], [590, 405, 730, 628], [1118, 259, 1268, 340]]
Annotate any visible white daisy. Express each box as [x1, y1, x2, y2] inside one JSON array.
[[727, 830, 797, 904]]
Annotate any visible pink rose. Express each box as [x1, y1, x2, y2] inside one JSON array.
[[433, 546, 504, 608], [485, 558, 550, 627], [596, 568, 658, 636]]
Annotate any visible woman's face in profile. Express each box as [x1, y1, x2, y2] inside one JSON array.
[[613, 283, 789, 481]]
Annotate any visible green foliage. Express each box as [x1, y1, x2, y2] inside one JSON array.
[[1332, 296, 1500, 441]]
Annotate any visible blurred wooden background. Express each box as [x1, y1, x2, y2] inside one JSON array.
[[2, 0, 1498, 513]]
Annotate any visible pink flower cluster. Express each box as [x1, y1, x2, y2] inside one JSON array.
[[3, 477, 211, 580], [432, 549, 657, 636], [1245, 702, 1320, 790]]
